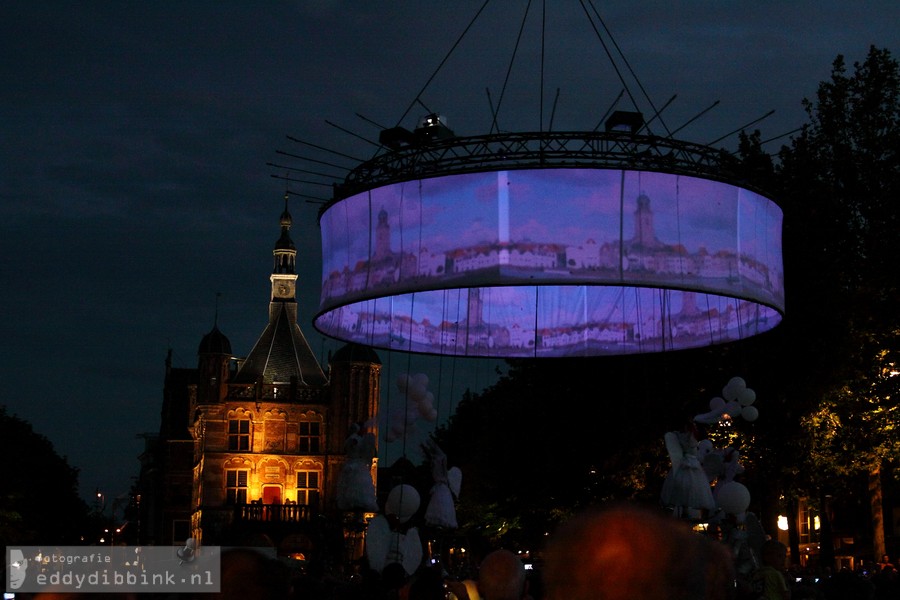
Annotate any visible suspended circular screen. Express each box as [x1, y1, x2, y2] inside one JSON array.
[[314, 131, 783, 357]]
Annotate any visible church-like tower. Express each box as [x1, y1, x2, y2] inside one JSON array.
[[144, 200, 381, 550], [373, 206, 391, 261], [467, 287, 484, 330], [631, 192, 663, 249], [271, 194, 298, 309]]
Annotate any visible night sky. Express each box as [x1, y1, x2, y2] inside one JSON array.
[[2, 2, 898, 506]]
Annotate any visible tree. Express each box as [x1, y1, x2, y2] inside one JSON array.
[[435, 347, 759, 548], [777, 46, 900, 563], [432, 48, 900, 561], [0, 406, 89, 549]]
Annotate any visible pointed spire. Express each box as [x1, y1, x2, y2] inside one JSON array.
[[234, 195, 326, 387], [280, 191, 292, 230], [274, 193, 297, 274]]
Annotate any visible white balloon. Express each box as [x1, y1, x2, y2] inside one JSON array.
[[739, 388, 757, 406], [426, 408, 438, 422], [723, 377, 746, 401], [724, 400, 741, 417], [694, 410, 723, 424], [418, 401, 433, 418], [727, 376, 747, 391], [717, 481, 751, 516], [385, 485, 420, 522], [709, 397, 726, 411], [396, 374, 411, 391], [412, 373, 429, 389], [741, 406, 759, 422]]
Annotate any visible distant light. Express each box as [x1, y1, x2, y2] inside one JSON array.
[[814, 516, 820, 530], [777, 515, 789, 531]]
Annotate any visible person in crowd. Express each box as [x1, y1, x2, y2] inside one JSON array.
[[751, 540, 790, 600], [477, 549, 529, 600], [541, 501, 735, 600], [872, 554, 899, 600], [444, 548, 530, 600], [214, 547, 292, 600], [408, 565, 448, 600]]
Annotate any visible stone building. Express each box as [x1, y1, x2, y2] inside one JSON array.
[[140, 200, 381, 552]]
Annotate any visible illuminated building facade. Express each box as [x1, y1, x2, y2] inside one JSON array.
[[143, 202, 381, 548]]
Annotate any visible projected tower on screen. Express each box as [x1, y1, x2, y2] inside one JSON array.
[[315, 168, 783, 357]]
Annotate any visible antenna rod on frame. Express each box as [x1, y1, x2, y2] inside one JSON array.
[[356, 112, 388, 130], [707, 110, 775, 146], [668, 100, 720, 138], [325, 120, 382, 147], [638, 94, 677, 135], [593, 89, 625, 131], [285, 135, 365, 162], [266, 162, 342, 180], [275, 149, 352, 172]]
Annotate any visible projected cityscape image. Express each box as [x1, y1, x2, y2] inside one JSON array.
[[315, 168, 784, 357]]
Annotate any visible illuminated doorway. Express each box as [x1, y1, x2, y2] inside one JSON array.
[[263, 485, 282, 504]]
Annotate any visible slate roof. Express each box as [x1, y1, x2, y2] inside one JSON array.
[[332, 342, 381, 365], [232, 302, 327, 387], [197, 325, 232, 356]]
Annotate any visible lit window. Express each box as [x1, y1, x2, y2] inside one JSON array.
[[298, 421, 320, 453], [228, 419, 250, 451], [296, 471, 320, 506], [225, 469, 248, 504]]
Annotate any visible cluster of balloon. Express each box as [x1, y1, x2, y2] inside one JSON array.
[[716, 479, 752, 519], [386, 373, 438, 442], [694, 376, 759, 424], [366, 484, 423, 575], [691, 376, 758, 520]]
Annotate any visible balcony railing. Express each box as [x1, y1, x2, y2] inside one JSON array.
[[234, 502, 313, 523]]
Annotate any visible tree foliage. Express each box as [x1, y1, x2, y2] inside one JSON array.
[[0, 406, 89, 547], [777, 47, 900, 486], [435, 347, 763, 546], [432, 47, 900, 553]]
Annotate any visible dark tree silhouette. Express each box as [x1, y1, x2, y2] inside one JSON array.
[[0, 406, 89, 550], [435, 347, 761, 548], [432, 47, 900, 563], [775, 46, 900, 564]]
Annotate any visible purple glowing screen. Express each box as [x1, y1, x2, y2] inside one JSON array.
[[315, 168, 783, 357]]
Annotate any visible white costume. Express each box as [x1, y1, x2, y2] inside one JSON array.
[[366, 485, 423, 575], [336, 425, 378, 512], [661, 429, 717, 517], [422, 439, 461, 529]]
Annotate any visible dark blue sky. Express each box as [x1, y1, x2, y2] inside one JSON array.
[[2, 1, 898, 505]]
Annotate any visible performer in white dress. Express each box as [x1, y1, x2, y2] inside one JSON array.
[[422, 438, 461, 529], [661, 421, 717, 519], [336, 422, 378, 512]]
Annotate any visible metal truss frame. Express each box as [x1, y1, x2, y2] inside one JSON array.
[[327, 130, 748, 210]]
